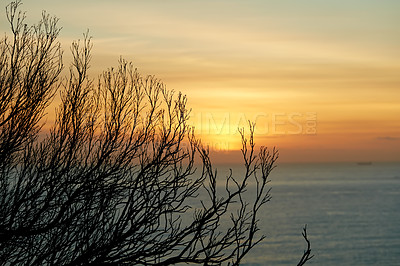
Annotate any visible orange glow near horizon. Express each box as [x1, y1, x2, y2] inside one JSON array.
[[2, 1, 399, 163]]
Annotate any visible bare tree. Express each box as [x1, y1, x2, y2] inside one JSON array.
[[0, 1, 312, 265]]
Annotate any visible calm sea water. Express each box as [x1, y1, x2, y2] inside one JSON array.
[[211, 162, 400, 265]]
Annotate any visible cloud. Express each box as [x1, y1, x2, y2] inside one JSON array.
[[376, 136, 400, 141]]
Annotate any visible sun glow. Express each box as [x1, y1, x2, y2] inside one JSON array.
[[3, 0, 398, 162]]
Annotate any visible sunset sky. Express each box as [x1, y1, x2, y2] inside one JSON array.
[[1, 1, 399, 162]]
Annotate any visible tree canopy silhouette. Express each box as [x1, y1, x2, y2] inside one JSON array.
[[0, 1, 312, 265]]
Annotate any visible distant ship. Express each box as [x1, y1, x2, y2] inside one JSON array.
[[357, 162, 372, 165]]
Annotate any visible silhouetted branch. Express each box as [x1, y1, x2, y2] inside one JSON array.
[[297, 225, 314, 266]]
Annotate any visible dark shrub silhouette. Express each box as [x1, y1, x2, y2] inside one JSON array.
[[0, 1, 312, 265]]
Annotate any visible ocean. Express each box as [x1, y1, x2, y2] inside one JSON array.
[[220, 162, 400, 265]]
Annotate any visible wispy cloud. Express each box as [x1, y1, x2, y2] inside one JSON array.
[[376, 136, 400, 141]]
